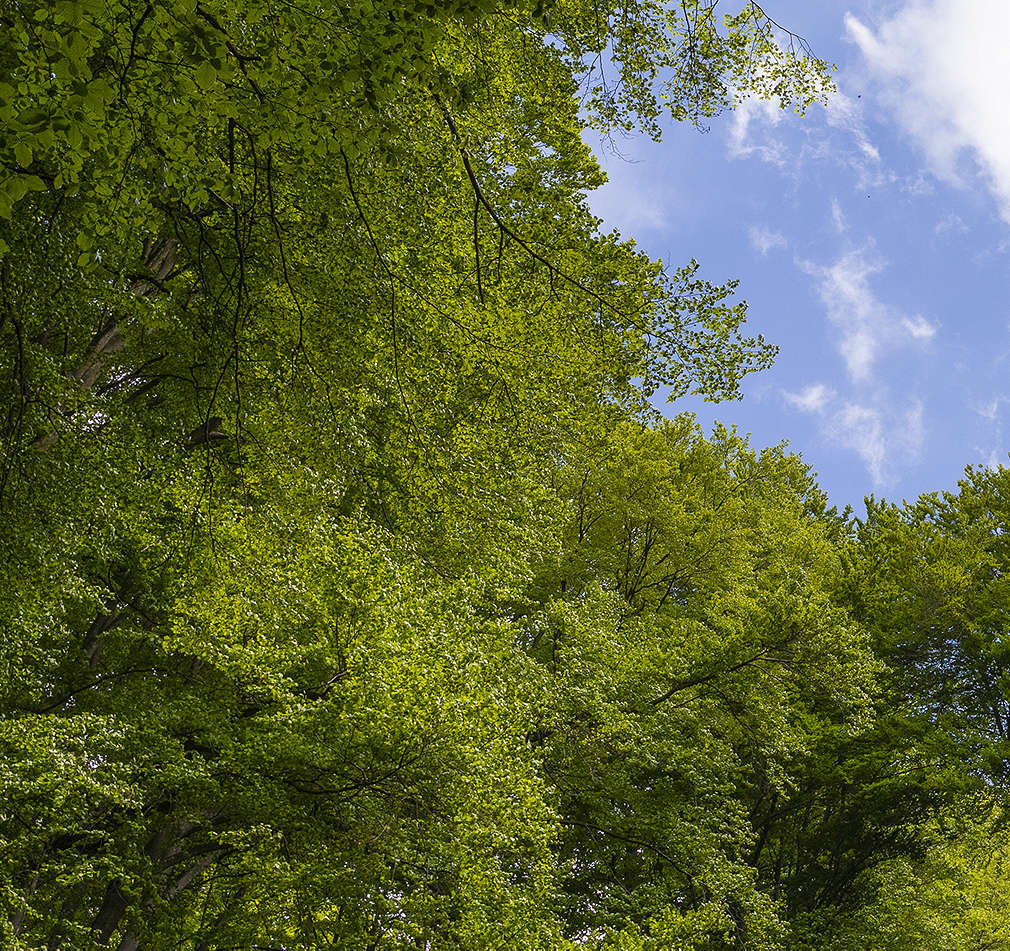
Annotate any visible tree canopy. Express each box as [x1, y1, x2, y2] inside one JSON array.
[[3, 1, 1009, 949]]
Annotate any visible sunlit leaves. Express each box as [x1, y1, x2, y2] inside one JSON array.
[[0, 0, 852, 947]]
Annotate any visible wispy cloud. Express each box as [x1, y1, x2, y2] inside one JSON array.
[[799, 245, 936, 383], [901, 314, 938, 340], [727, 96, 786, 165], [788, 238, 938, 485], [784, 385, 925, 485], [831, 402, 888, 485], [799, 247, 886, 382], [972, 396, 1008, 469], [748, 224, 786, 255], [847, 1, 1010, 223], [583, 135, 678, 234], [830, 198, 847, 233], [588, 165, 671, 232], [838, 399, 924, 486], [976, 397, 1002, 422], [725, 83, 889, 191], [783, 383, 834, 413], [821, 90, 885, 186], [934, 212, 968, 236], [965, 393, 1005, 468]]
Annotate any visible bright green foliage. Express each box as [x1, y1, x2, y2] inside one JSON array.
[[0, 0, 832, 228], [525, 420, 878, 948], [3, 0, 987, 948], [792, 467, 1010, 949], [816, 818, 1010, 951], [559, 0, 834, 137], [842, 473, 1010, 790]]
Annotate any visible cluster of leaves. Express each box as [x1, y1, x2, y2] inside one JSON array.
[[3, 0, 1010, 948]]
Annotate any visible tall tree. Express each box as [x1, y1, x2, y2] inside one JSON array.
[[525, 419, 880, 948], [0, 1, 835, 947], [786, 470, 1010, 948]]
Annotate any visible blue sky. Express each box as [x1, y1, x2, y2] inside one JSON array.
[[585, 0, 1010, 511]]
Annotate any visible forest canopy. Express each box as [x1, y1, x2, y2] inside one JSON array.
[[2, 1, 1009, 949]]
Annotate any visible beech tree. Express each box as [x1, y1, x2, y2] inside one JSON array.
[[9, 1, 976, 949], [793, 468, 1010, 949], [526, 419, 879, 947]]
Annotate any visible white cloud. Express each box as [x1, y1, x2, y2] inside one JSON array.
[[976, 397, 1001, 421], [831, 402, 888, 484], [972, 397, 1007, 468], [799, 248, 887, 383], [783, 383, 925, 485], [902, 173, 935, 197], [829, 399, 924, 486], [934, 211, 968, 236], [840, 329, 878, 383], [584, 133, 680, 233], [800, 245, 936, 383], [831, 198, 847, 233], [983, 448, 1004, 469], [727, 96, 786, 165], [749, 225, 787, 255], [901, 314, 938, 340], [969, 393, 1010, 468], [783, 383, 835, 413], [726, 80, 891, 193], [847, 2, 1010, 223], [790, 241, 936, 485], [823, 90, 883, 174]]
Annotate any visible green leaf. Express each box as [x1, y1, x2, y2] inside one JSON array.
[[14, 141, 33, 167], [194, 61, 217, 90], [5, 176, 28, 202], [16, 108, 48, 131]]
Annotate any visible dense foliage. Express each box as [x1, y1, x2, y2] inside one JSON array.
[[2, 0, 1009, 948]]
